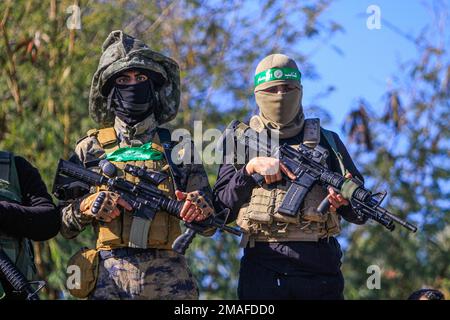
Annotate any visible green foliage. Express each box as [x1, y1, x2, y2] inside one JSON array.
[[0, 0, 339, 299], [342, 4, 449, 299], [2, 0, 447, 301]]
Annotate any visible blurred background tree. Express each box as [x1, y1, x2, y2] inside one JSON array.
[[0, 0, 447, 300], [341, 1, 449, 299], [0, 0, 339, 299]]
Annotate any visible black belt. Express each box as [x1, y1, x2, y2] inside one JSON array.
[[250, 237, 336, 248]]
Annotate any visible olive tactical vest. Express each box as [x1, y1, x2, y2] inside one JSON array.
[[0, 151, 36, 299], [236, 119, 346, 246], [85, 128, 182, 250]]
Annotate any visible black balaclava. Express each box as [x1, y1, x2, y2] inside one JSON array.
[[108, 77, 158, 126]]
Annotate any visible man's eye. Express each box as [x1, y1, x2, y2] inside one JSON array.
[[116, 78, 127, 84], [137, 75, 148, 82]]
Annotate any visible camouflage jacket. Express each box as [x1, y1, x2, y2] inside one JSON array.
[[60, 115, 212, 239]]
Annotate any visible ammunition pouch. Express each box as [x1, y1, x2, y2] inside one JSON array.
[[237, 178, 341, 245], [66, 247, 100, 299], [236, 118, 343, 246]]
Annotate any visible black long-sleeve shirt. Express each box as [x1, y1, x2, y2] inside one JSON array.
[[213, 127, 366, 276], [0, 156, 60, 241], [214, 128, 367, 224]]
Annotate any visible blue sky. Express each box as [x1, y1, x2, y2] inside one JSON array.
[[301, 0, 434, 135], [296, 0, 441, 249]]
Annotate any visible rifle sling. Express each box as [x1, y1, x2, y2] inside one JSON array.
[[157, 128, 185, 192]]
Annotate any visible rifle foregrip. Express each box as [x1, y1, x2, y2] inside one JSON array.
[[317, 197, 330, 214], [172, 228, 197, 255], [160, 198, 184, 217]]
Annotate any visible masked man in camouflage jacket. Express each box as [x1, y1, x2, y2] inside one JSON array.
[[60, 30, 214, 300]]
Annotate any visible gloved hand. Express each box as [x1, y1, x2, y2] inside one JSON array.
[[80, 191, 132, 222], [175, 190, 214, 223]]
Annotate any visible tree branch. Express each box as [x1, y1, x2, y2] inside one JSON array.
[[0, 3, 24, 114]]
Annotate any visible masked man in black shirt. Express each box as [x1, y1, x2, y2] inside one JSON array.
[[213, 54, 367, 300]]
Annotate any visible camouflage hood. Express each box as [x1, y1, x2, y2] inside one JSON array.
[[89, 30, 180, 126]]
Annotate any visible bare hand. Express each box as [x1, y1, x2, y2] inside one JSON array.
[[327, 173, 352, 212], [245, 157, 296, 185]]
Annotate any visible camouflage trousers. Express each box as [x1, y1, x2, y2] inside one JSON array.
[[89, 248, 199, 300]]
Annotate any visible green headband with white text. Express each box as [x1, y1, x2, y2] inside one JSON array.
[[254, 67, 301, 87]]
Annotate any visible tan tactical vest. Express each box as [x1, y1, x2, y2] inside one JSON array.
[[237, 119, 343, 246], [85, 128, 182, 250]]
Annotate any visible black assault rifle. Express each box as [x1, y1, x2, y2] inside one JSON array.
[[222, 120, 417, 233], [52, 159, 242, 254], [0, 247, 45, 300]]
